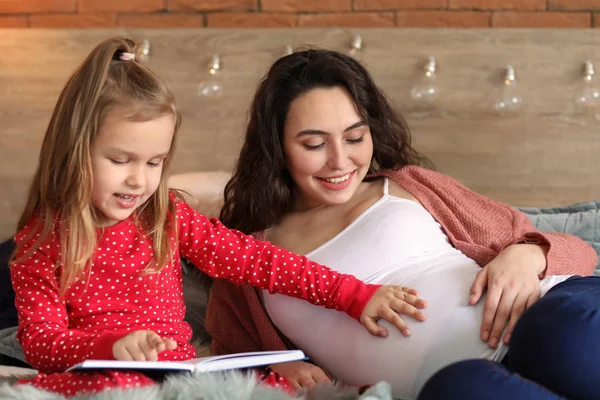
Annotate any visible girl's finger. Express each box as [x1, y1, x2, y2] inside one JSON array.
[[360, 316, 388, 338], [391, 298, 427, 321], [378, 307, 411, 336]]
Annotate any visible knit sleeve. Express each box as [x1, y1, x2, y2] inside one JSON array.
[[510, 210, 597, 277], [205, 281, 290, 355], [175, 199, 379, 321], [392, 166, 597, 278]]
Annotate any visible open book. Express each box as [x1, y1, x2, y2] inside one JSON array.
[[66, 350, 306, 373]]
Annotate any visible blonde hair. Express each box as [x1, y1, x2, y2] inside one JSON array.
[[14, 37, 181, 294]]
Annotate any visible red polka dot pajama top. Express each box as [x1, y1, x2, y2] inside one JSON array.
[[10, 198, 380, 396]]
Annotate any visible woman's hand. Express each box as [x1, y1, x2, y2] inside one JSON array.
[[469, 244, 547, 349], [360, 285, 428, 337], [269, 361, 332, 390], [112, 330, 178, 361]]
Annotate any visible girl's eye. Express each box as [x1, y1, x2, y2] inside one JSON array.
[[303, 143, 325, 150], [110, 159, 127, 165], [147, 161, 163, 167]]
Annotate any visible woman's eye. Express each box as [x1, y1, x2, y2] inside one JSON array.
[[304, 143, 325, 150], [347, 135, 364, 144]]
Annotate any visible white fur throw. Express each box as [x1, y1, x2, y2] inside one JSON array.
[[0, 371, 394, 400]]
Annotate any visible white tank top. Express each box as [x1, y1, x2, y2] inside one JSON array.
[[263, 178, 569, 399]]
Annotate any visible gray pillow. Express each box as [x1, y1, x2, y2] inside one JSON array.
[[519, 201, 600, 274], [181, 259, 210, 346], [0, 326, 24, 363]]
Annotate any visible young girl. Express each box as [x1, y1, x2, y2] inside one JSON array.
[[201, 49, 600, 399], [9, 38, 427, 397]]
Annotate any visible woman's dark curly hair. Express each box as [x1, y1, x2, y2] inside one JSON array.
[[220, 49, 429, 235]]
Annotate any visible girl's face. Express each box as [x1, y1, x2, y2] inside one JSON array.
[[90, 112, 175, 226], [283, 87, 373, 210]]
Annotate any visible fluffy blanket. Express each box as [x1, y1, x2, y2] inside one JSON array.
[[0, 371, 394, 400]]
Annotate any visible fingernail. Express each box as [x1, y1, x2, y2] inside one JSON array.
[[505, 334, 511, 343], [489, 338, 498, 348], [469, 295, 476, 304], [403, 329, 411, 336], [482, 331, 489, 341]]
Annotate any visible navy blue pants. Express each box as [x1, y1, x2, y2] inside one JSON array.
[[418, 276, 600, 400]]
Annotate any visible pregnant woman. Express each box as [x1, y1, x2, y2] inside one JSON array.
[[203, 49, 600, 399]]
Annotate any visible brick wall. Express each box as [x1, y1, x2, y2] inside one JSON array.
[[1, 0, 600, 28]]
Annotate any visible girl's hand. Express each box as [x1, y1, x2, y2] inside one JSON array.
[[469, 244, 545, 349], [112, 330, 178, 361], [269, 361, 332, 390], [360, 285, 428, 337]]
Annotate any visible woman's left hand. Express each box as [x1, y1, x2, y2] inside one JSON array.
[[469, 244, 547, 349]]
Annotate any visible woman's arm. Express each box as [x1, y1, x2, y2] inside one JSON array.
[[392, 166, 598, 277], [205, 281, 287, 355], [391, 166, 598, 349]]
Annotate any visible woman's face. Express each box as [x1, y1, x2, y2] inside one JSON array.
[[283, 86, 373, 210]]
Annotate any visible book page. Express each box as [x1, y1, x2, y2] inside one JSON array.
[[66, 350, 306, 373], [67, 359, 195, 372], [193, 350, 306, 372]]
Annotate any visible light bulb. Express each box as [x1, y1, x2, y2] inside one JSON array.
[[494, 65, 524, 117], [410, 56, 440, 107], [348, 34, 363, 57], [574, 60, 600, 116], [135, 39, 151, 62], [197, 55, 223, 97]]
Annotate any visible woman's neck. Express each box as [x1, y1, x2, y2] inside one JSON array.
[[290, 179, 375, 215]]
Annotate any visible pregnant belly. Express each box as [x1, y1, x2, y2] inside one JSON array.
[[263, 259, 506, 399]]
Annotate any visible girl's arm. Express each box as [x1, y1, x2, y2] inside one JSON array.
[[11, 238, 130, 373], [175, 199, 377, 322]]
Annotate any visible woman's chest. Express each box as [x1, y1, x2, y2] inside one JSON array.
[[268, 200, 376, 256], [269, 181, 386, 255], [273, 198, 460, 280]]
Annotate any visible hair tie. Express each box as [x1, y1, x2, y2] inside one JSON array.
[[119, 52, 135, 61]]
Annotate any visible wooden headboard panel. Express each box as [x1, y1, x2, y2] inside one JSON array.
[[2, 28, 600, 239]]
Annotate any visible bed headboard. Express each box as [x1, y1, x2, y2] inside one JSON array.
[[1, 28, 600, 239]]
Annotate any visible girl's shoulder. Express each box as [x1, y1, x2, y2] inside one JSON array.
[[169, 189, 196, 215], [169, 189, 214, 227], [15, 212, 57, 242], [13, 212, 60, 261]]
